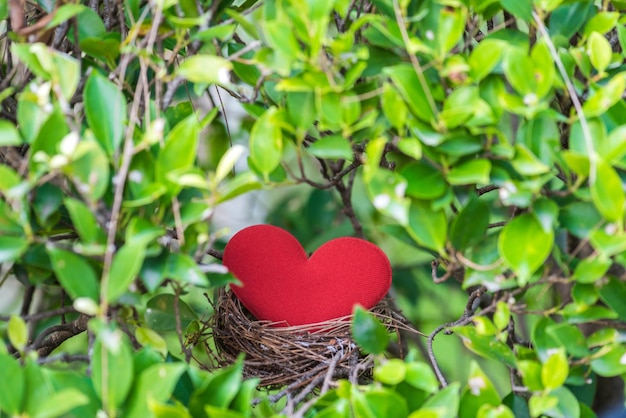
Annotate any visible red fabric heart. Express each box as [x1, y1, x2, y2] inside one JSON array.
[[222, 225, 392, 326]]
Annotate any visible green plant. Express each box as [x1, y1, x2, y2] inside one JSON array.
[[2, 0, 626, 416]]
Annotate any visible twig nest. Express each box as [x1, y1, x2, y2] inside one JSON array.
[[202, 289, 420, 390]]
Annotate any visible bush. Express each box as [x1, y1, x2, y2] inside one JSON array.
[[1, 0, 626, 416]]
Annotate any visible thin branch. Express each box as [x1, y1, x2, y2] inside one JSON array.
[[427, 287, 489, 387], [532, 12, 596, 183]]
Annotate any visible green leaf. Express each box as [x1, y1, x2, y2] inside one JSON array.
[[249, 107, 283, 180], [397, 137, 422, 159], [498, 213, 554, 284], [0, 164, 22, 192], [532, 198, 559, 233], [402, 162, 447, 200], [512, 144, 550, 176], [420, 383, 460, 418], [382, 83, 408, 131], [307, 135, 353, 160], [573, 256, 611, 284], [541, 349, 569, 390], [92, 330, 134, 412], [352, 306, 389, 354], [450, 197, 489, 251], [32, 389, 89, 418], [583, 74, 626, 118], [546, 323, 589, 357], [0, 236, 29, 263], [286, 91, 316, 132], [587, 32, 612, 73], [156, 115, 200, 192], [404, 362, 440, 394], [126, 363, 186, 418], [469, 40, 505, 82], [66, 137, 110, 201], [383, 64, 436, 123], [591, 158, 625, 222], [47, 247, 99, 301], [107, 242, 146, 302], [0, 354, 24, 414], [517, 360, 544, 391], [166, 253, 209, 287], [583, 11, 619, 37], [493, 301, 511, 331], [459, 361, 500, 418], [189, 359, 244, 415], [500, 0, 532, 20], [0, 120, 23, 146], [145, 294, 198, 332], [64, 198, 105, 244], [453, 326, 516, 367], [8, 315, 28, 352], [84, 71, 127, 156], [599, 276, 626, 322], [135, 327, 167, 357], [591, 344, 626, 377], [503, 48, 537, 98], [177, 55, 232, 85], [407, 200, 448, 254], [447, 159, 491, 185], [374, 359, 406, 385]]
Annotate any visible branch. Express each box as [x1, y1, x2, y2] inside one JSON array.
[[427, 287, 489, 387]]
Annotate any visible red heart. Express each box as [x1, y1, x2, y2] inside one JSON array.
[[222, 225, 392, 326]]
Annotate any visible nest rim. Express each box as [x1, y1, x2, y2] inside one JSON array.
[[201, 288, 422, 389]]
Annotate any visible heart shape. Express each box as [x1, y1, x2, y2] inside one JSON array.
[[222, 225, 392, 326]]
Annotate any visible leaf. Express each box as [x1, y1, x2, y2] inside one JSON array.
[[402, 162, 447, 200], [541, 349, 569, 390], [383, 64, 436, 123], [8, 315, 28, 352], [498, 213, 553, 285], [591, 158, 625, 222], [64, 198, 105, 244], [156, 115, 200, 192], [47, 247, 100, 301], [532, 198, 559, 233], [587, 32, 612, 73], [249, 107, 283, 180], [166, 253, 209, 287], [352, 306, 389, 354], [420, 383, 461, 418], [0, 354, 24, 414], [382, 83, 408, 131], [177, 55, 232, 85], [447, 159, 491, 185], [450, 197, 489, 251], [32, 389, 89, 418], [126, 363, 186, 418], [453, 326, 516, 367], [459, 361, 501, 418], [573, 257, 611, 284], [307, 135, 353, 160], [0, 120, 23, 146], [374, 359, 406, 385], [92, 330, 134, 412], [404, 362, 440, 394], [145, 294, 198, 332], [84, 71, 126, 156], [503, 48, 534, 95], [107, 242, 146, 302], [189, 359, 244, 415], [591, 344, 626, 377], [407, 200, 448, 254], [500, 0, 532, 21], [66, 137, 110, 201], [599, 276, 626, 322], [546, 323, 589, 357], [469, 40, 505, 81], [512, 144, 550, 176], [0, 236, 29, 263]]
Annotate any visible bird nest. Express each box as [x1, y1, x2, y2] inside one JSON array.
[[200, 289, 422, 392]]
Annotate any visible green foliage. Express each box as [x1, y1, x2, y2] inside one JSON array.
[[2, 0, 626, 416]]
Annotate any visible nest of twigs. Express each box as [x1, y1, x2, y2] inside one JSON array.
[[202, 289, 421, 391]]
